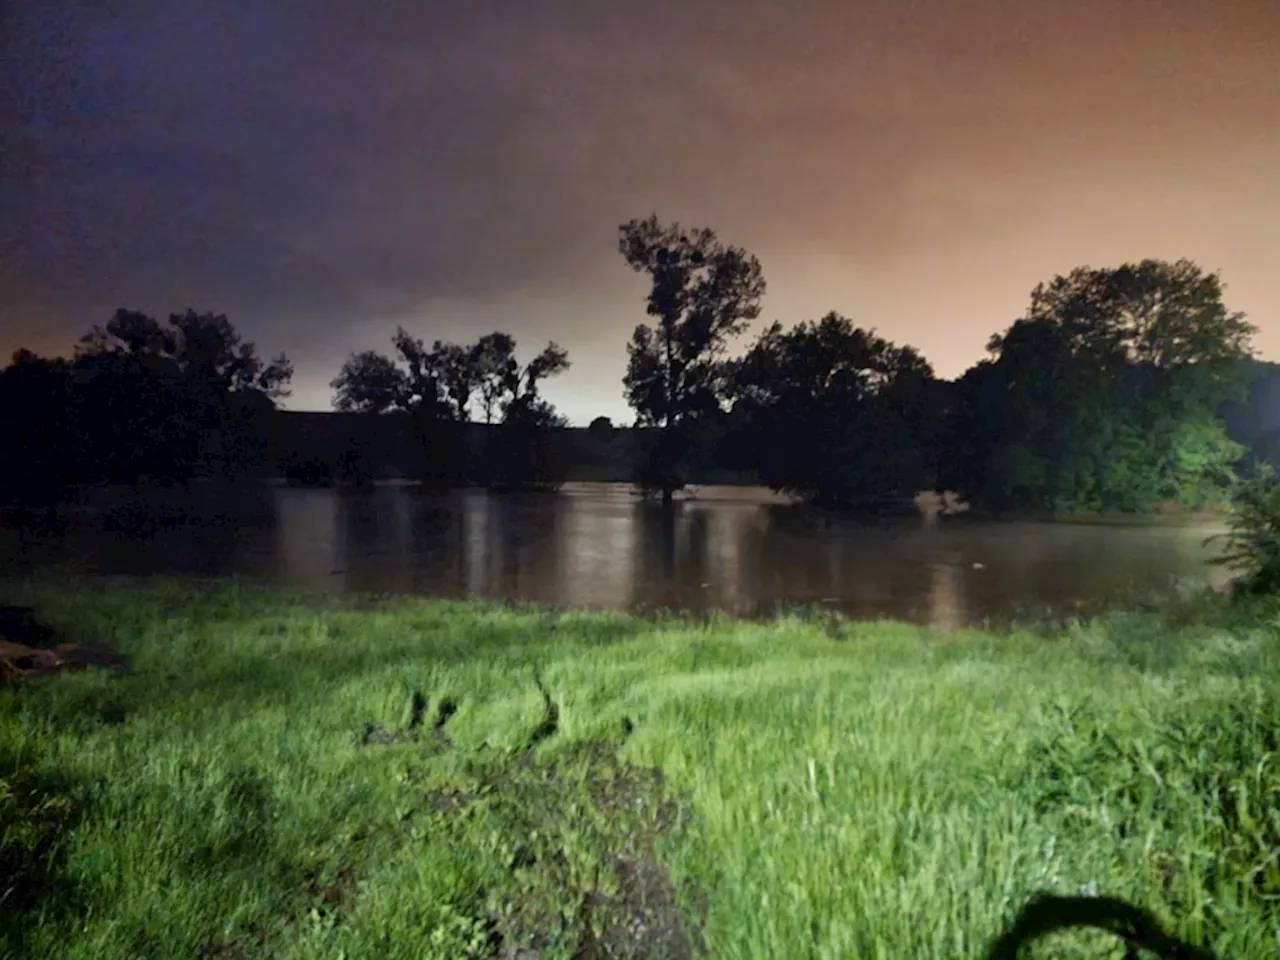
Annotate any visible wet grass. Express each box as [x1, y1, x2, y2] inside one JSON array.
[[2, 580, 1280, 958]]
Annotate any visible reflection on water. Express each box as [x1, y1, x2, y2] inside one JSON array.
[[930, 562, 963, 631], [0, 482, 1233, 627]]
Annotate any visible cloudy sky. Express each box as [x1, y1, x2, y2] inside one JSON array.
[[3, 0, 1277, 423]]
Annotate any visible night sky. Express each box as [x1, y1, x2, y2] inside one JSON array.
[[4, 0, 1277, 424]]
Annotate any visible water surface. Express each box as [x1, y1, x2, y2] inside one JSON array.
[[0, 482, 1232, 627]]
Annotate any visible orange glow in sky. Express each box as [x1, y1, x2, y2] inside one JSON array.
[[3, 0, 1277, 423]]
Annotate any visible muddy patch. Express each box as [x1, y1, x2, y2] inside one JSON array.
[[424, 738, 704, 960], [0, 605, 131, 683], [357, 677, 704, 957], [360, 690, 458, 748], [525, 672, 560, 750]]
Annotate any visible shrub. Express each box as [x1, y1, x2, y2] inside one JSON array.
[[1212, 464, 1280, 596]]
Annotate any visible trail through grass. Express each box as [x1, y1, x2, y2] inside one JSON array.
[[2, 581, 1279, 958]]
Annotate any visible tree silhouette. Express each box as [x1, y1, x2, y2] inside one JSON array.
[[330, 351, 408, 414], [471, 333, 519, 425], [0, 309, 292, 493], [478, 338, 570, 489], [728, 312, 940, 505], [0, 351, 80, 502], [618, 215, 765, 503], [332, 328, 471, 485], [587, 416, 614, 443], [332, 330, 570, 488], [78, 308, 292, 398]]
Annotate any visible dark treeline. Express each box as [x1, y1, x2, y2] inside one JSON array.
[[1, 213, 1272, 515], [0, 310, 292, 505], [592, 215, 1263, 512], [327, 330, 571, 490]]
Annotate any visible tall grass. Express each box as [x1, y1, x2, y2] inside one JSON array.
[[1, 580, 1278, 958]]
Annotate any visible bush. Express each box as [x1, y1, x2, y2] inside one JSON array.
[[1212, 464, 1280, 595]]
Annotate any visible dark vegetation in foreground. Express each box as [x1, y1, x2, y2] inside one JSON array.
[[3, 214, 1279, 514]]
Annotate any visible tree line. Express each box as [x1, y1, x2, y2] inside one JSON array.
[[607, 215, 1259, 512], [0, 310, 291, 503], [326, 330, 571, 489], [0, 213, 1266, 515]]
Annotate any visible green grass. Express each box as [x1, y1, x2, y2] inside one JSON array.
[[2, 581, 1280, 958]]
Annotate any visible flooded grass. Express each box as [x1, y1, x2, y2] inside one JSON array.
[[2, 580, 1279, 958]]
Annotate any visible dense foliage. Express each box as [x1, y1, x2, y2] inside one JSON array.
[[1212, 465, 1280, 596], [725, 313, 944, 506], [940, 260, 1256, 514], [0, 310, 291, 501], [606, 223, 1261, 513]]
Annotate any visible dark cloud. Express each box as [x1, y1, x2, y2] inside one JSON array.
[[3, 0, 1278, 420]]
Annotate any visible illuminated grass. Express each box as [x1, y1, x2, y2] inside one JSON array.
[[2, 581, 1279, 958]]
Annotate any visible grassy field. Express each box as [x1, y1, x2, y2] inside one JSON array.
[[2, 581, 1280, 959]]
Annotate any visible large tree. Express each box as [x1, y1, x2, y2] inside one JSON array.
[[618, 215, 765, 502], [333, 329, 567, 420], [328, 350, 409, 415], [944, 259, 1256, 513], [728, 312, 941, 505], [332, 330, 466, 420], [0, 309, 292, 494], [470, 332, 519, 425]]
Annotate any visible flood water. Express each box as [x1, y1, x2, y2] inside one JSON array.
[[0, 482, 1233, 628]]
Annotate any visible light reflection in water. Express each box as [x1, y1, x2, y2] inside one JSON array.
[[929, 562, 964, 631], [277, 489, 340, 587], [0, 482, 1232, 627], [463, 493, 490, 596], [556, 507, 636, 611]]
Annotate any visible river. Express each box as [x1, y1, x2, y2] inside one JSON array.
[[0, 482, 1233, 628]]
